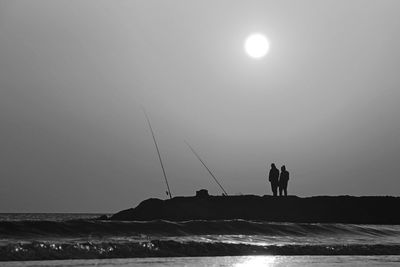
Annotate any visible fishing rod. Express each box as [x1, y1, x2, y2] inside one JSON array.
[[143, 109, 172, 199], [185, 141, 228, 196]]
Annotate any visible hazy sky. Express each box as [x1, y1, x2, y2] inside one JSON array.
[[1, 0, 400, 212]]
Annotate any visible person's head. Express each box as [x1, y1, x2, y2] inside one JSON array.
[[271, 163, 276, 169], [281, 165, 286, 171]]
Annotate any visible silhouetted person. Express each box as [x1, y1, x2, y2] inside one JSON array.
[[268, 163, 279, 196], [279, 165, 289, 196]]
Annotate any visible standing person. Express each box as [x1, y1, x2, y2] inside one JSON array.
[[268, 163, 280, 197], [279, 165, 289, 197]]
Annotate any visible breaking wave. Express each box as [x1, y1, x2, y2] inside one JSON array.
[[2, 220, 400, 261], [2, 240, 400, 261]]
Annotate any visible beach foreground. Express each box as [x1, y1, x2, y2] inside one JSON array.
[[2, 255, 400, 267]]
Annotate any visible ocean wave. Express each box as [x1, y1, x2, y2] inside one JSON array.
[[1, 240, 400, 261], [1, 219, 399, 238]]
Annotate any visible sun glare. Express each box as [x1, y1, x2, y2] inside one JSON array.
[[244, 33, 270, 59], [234, 256, 277, 267]]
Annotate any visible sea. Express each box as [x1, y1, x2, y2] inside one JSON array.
[[1, 213, 400, 266]]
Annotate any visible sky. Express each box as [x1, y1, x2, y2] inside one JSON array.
[[1, 0, 400, 212]]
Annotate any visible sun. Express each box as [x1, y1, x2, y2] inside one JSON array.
[[244, 33, 270, 59]]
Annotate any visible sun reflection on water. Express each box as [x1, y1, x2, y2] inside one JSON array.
[[234, 256, 277, 267]]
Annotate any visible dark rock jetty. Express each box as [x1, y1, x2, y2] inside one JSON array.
[[111, 193, 400, 224]]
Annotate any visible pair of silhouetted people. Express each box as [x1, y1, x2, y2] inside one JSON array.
[[268, 163, 289, 197]]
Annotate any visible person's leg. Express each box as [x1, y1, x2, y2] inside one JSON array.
[[284, 185, 288, 196]]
